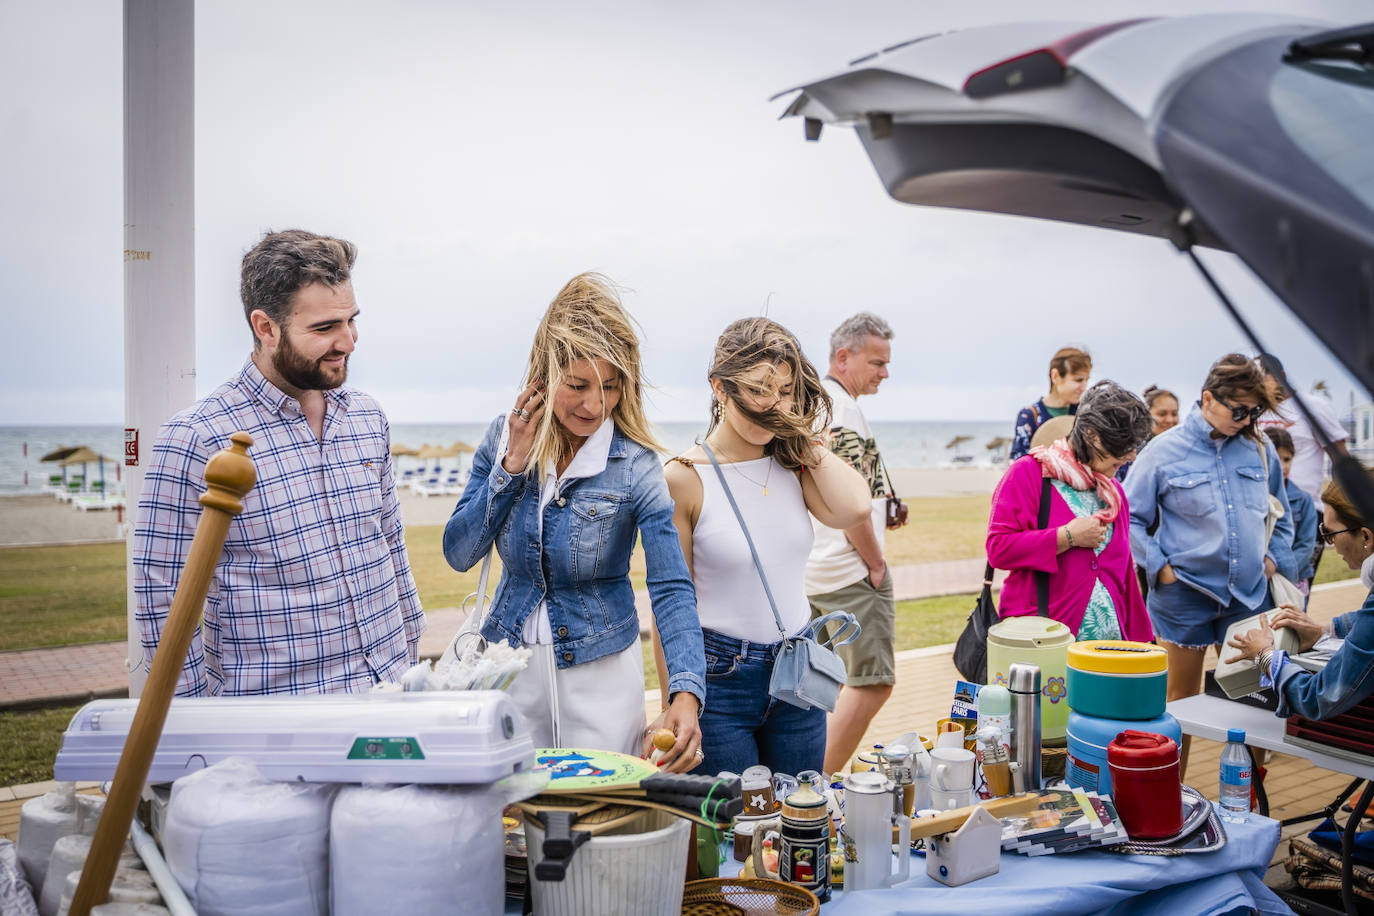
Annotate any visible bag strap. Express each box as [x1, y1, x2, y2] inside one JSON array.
[[701, 441, 790, 642], [1036, 474, 1052, 618], [808, 610, 860, 649]]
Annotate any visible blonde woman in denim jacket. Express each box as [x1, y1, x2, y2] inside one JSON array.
[[443, 274, 706, 772], [1126, 354, 1296, 713]]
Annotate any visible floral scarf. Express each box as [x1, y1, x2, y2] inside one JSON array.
[[1029, 438, 1121, 524]]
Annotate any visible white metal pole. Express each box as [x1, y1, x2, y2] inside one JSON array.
[[124, 0, 195, 697]]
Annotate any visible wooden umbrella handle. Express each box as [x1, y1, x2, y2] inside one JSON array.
[[69, 431, 256, 916]]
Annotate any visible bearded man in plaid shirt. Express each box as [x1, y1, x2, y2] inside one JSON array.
[[133, 230, 425, 696]]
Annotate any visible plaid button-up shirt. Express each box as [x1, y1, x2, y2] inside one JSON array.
[[133, 358, 425, 696]]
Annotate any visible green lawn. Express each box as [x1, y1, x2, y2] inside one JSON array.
[[0, 703, 84, 786], [0, 543, 128, 650]]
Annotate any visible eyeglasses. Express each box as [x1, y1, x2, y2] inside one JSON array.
[[1211, 393, 1263, 424], [1318, 521, 1355, 545]]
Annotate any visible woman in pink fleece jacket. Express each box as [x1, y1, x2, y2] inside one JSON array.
[[987, 381, 1155, 641]]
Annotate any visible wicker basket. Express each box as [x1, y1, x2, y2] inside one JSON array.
[[680, 878, 819, 916]]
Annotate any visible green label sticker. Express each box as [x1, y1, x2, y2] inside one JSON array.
[[347, 736, 425, 760]]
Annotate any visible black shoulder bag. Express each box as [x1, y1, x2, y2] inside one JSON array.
[[953, 475, 1053, 682]]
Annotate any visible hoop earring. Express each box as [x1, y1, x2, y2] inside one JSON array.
[[713, 399, 723, 420]]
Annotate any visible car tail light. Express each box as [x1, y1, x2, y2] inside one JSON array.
[[963, 18, 1156, 99]]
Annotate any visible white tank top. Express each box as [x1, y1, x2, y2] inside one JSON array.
[[691, 455, 815, 644]]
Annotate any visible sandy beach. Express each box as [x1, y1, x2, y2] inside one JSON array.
[[0, 465, 1002, 547]]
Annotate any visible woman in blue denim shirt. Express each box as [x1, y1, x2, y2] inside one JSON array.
[[1126, 354, 1296, 714], [1228, 472, 1374, 721], [654, 318, 871, 777], [443, 274, 706, 771]]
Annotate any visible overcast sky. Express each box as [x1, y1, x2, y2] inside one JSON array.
[[2, 0, 1370, 427]]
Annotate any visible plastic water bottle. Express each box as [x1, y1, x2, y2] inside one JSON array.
[[1219, 728, 1252, 823]]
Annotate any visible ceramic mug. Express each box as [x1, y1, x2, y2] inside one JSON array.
[[930, 747, 976, 794], [742, 766, 775, 816], [935, 718, 976, 751], [929, 785, 975, 810]]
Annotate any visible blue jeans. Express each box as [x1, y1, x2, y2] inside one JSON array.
[[696, 628, 826, 777]]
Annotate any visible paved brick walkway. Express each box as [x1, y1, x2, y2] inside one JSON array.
[[0, 559, 1006, 710]]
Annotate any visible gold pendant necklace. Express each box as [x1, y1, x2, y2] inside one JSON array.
[[709, 439, 772, 495]]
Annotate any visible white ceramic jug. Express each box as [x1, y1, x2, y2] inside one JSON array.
[[841, 770, 911, 891]]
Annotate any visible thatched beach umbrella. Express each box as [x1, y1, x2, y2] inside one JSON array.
[[390, 443, 419, 457], [946, 434, 973, 463], [40, 445, 84, 485], [60, 447, 117, 492]]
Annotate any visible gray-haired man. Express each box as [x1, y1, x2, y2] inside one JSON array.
[[806, 312, 902, 774]]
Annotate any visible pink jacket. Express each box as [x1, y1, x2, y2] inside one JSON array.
[[986, 455, 1153, 642]]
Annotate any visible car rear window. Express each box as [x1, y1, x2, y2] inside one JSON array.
[[1271, 60, 1374, 215]]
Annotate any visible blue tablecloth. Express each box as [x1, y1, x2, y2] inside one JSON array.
[[825, 807, 1288, 916]]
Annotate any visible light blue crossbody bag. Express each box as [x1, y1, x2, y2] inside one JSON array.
[[701, 442, 860, 712]]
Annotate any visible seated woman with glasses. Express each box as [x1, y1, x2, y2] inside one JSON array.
[[1227, 470, 1374, 720], [1125, 353, 1298, 718]]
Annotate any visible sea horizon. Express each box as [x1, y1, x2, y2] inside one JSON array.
[[0, 419, 1016, 494]]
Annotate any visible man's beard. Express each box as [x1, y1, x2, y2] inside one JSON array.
[[273, 331, 348, 391]]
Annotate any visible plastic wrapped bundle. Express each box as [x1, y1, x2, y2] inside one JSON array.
[[39, 796, 138, 916], [39, 835, 140, 916], [162, 757, 334, 916], [330, 783, 507, 916], [18, 783, 77, 891], [57, 867, 160, 916], [91, 906, 171, 916], [1, 839, 40, 916]]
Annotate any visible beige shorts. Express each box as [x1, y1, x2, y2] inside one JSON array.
[[809, 575, 896, 688]]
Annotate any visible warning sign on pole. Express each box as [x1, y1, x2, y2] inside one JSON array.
[[125, 428, 139, 466]]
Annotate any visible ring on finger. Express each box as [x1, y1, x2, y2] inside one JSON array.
[[515, 407, 531, 422]]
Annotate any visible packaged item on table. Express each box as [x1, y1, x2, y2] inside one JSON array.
[[950, 680, 981, 734], [57, 866, 160, 915], [1067, 640, 1168, 720], [162, 757, 334, 916], [1, 838, 38, 916], [17, 783, 77, 894], [331, 782, 522, 916]]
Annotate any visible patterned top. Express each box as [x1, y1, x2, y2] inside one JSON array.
[[1050, 479, 1122, 641], [830, 427, 889, 499], [1010, 398, 1077, 461], [133, 358, 425, 697]]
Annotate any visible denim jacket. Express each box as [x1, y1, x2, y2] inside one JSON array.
[[443, 415, 705, 705], [1272, 588, 1374, 720], [1125, 408, 1296, 608]]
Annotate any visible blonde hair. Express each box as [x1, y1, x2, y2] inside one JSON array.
[[707, 317, 831, 471], [517, 273, 662, 480]]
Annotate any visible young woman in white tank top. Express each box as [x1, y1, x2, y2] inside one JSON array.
[[652, 318, 871, 778]]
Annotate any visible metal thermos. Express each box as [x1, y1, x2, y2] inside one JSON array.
[[1008, 662, 1042, 791]]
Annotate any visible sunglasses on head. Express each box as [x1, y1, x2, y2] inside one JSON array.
[[1212, 393, 1263, 424], [1318, 520, 1356, 545]]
